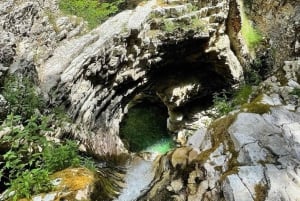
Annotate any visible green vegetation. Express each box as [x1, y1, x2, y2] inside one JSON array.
[[119, 103, 170, 152], [59, 0, 124, 29], [162, 18, 206, 33], [241, 95, 270, 114], [163, 20, 176, 33], [196, 114, 239, 179], [3, 76, 43, 120], [243, 0, 254, 10], [290, 88, 300, 97], [190, 18, 206, 31], [213, 85, 253, 117], [212, 91, 234, 116], [241, 12, 262, 49], [9, 169, 53, 200], [233, 85, 252, 106], [0, 76, 95, 200], [43, 141, 81, 172]]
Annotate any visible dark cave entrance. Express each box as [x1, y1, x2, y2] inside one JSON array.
[[119, 97, 174, 153], [119, 38, 236, 153]]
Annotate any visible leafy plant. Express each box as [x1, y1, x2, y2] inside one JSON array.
[[43, 140, 81, 173], [0, 76, 96, 200], [9, 169, 53, 201], [0, 114, 93, 200], [2, 76, 43, 120], [1, 114, 49, 182], [213, 91, 234, 116], [59, 0, 124, 29], [212, 85, 253, 117]]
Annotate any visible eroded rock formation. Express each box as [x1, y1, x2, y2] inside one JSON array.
[[1, 0, 300, 200], [37, 0, 243, 156]]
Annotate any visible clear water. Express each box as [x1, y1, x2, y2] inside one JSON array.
[[144, 138, 175, 154]]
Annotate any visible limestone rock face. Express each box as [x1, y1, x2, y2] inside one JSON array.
[[244, 0, 300, 66], [0, 0, 243, 157], [144, 106, 300, 201], [36, 0, 243, 156], [144, 59, 300, 200], [0, 0, 85, 77]]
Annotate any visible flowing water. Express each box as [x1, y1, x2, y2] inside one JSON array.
[[116, 101, 175, 200], [115, 139, 175, 201], [114, 156, 155, 201]]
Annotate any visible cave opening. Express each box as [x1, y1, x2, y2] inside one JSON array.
[[119, 38, 235, 153], [119, 97, 175, 153]]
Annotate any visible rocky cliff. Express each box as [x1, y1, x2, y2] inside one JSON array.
[[1, 0, 300, 200], [8, 0, 243, 156]]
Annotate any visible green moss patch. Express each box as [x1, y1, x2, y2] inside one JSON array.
[[197, 114, 238, 170], [241, 94, 271, 114], [254, 183, 268, 201]]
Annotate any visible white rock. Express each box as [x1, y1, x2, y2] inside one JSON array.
[[237, 166, 266, 196], [237, 142, 268, 164], [282, 122, 300, 159], [187, 128, 206, 150], [260, 94, 282, 106], [265, 165, 300, 201], [263, 107, 300, 127], [223, 174, 254, 201], [288, 80, 300, 88]]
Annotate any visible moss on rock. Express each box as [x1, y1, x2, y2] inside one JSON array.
[[254, 183, 268, 201]]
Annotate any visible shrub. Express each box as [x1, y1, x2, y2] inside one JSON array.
[[59, 0, 124, 29], [2, 76, 43, 120], [212, 85, 253, 117], [212, 91, 233, 116], [0, 114, 93, 200], [9, 169, 53, 201], [0, 77, 95, 200], [43, 140, 81, 173], [1, 114, 49, 182]]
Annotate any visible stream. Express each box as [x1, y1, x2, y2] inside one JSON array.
[[115, 138, 174, 201], [114, 156, 155, 201]]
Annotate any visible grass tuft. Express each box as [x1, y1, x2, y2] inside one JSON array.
[[241, 12, 263, 49]]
